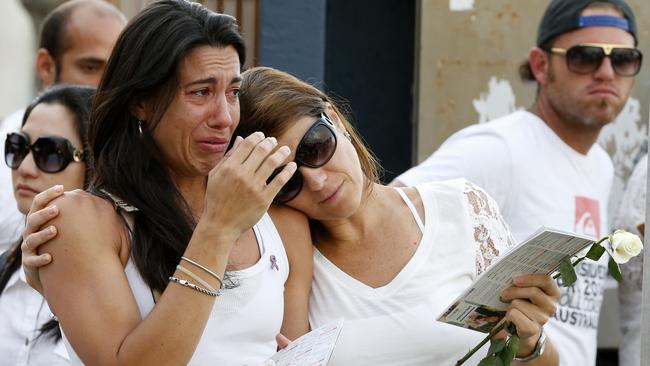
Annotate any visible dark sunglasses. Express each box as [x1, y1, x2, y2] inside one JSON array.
[[268, 114, 338, 203], [548, 43, 643, 77], [5, 132, 85, 173]]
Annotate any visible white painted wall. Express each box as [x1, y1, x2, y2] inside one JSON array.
[[473, 77, 520, 124], [449, 0, 475, 12], [0, 0, 36, 120]]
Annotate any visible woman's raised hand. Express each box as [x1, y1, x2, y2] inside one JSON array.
[[20, 185, 65, 293], [202, 132, 297, 240]]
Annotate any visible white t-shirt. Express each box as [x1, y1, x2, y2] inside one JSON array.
[[396, 111, 614, 366], [615, 154, 646, 366], [309, 179, 515, 365], [62, 213, 288, 366], [0, 109, 25, 253], [0, 262, 69, 366]]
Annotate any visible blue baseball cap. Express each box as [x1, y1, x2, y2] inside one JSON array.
[[537, 0, 638, 47]]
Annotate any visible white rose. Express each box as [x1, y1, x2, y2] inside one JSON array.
[[609, 230, 643, 264]]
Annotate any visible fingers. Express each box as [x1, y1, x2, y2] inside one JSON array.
[[266, 162, 298, 194], [227, 133, 292, 180], [505, 300, 547, 336], [275, 333, 292, 350], [227, 132, 273, 165], [500, 284, 557, 316], [24, 206, 60, 242], [499, 274, 558, 330], [24, 185, 64, 242], [498, 274, 558, 352], [255, 145, 292, 182], [501, 274, 559, 314], [22, 225, 58, 254], [245, 136, 279, 170], [504, 307, 543, 356], [512, 274, 561, 300], [224, 136, 244, 158], [28, 185, 64, 215], [220, 131, 295, 198], [23, 252, 53, 269], [21, 225, 56, 294]]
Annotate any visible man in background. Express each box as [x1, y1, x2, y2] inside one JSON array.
[[392, 0, 642, 364], [0, 0, 126, 252], [615, 150, 646, 366]]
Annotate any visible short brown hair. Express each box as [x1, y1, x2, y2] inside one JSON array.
[[236, 67, 381, 194], [39, 0, 125, 74]]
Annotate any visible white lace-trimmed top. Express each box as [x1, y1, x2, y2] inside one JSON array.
[[309, 179, 515, 365]]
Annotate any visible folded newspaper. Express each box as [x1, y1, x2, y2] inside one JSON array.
[[437, 227, 595, 333], [265, 318, 344, 366]]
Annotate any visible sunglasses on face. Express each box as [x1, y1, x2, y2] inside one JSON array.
[[548, 43, 643, 77], [268, 114, 338, 204], [5, 132, 85, 173]]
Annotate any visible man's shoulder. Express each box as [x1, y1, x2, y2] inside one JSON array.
[[449, 111, 536, 147], [590, 143, 614, 161], [393, 111, 533, 187]]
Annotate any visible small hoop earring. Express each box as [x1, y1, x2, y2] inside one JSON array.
[[138, 119, 144, 136]]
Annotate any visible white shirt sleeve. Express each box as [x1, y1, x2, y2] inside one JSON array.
[[395, 126, 514, 210]]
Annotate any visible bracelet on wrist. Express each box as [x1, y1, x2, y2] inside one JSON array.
[[514, 328, 547, 362]]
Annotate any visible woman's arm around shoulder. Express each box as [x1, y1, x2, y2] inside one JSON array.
[[269, 205, 313, 340], [38, 190, 140, 364], [39, 191, 230, 365]]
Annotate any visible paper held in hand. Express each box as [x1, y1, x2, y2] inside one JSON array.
[[437, 227, 595, 333], [266, 318, 344, 366]]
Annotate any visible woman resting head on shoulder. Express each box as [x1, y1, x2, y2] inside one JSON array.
[[235, 66, 561, 366], [0, 83, 94, 364], [22, 64, 561, 365], [17, 1, 311, 365]]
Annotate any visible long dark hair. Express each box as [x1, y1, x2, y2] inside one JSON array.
[[89, 0, 245, 293], [0, 84, 95, 342]]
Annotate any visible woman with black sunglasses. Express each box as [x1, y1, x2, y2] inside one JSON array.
[[231, 67, 561, 365], [0, 84, 94, 365]]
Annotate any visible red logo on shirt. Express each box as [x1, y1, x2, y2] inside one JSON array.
[[575, 196, 601, 238]]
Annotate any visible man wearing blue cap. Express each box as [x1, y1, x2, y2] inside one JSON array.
[[393, 1, 642, 365]]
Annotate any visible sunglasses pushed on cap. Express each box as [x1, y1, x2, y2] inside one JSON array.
[[5, 132, 85, 173], [548, 43, 643, 77], [267, 114, 338, 204]]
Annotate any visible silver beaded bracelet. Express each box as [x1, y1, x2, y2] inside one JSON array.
[[168, 276, 220, 297]]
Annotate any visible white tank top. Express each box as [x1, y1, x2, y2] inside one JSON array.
[[308, 179, 515, 365], [62, 212, 289, 366]]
